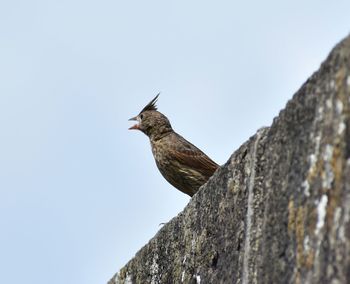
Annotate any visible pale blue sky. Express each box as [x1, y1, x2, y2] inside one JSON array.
[[0, 1, 349, 283]]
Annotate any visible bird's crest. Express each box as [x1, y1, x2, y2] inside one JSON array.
[[140, 93, 160, 114]]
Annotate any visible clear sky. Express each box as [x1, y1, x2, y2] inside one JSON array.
[[0, 1, 349, 283]]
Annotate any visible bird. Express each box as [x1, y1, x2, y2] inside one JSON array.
[[128, 94, 219, 197]]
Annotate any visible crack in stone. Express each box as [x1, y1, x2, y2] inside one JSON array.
[[242, 128, 265, 284]]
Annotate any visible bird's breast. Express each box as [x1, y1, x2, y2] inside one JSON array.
[[150, 140, 169, 165]]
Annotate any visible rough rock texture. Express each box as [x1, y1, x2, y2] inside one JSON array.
[[110, 35, 350, 284]]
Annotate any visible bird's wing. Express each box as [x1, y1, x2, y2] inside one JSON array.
[[169, 134, 219, 176]]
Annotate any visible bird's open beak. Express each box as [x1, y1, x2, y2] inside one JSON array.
[[128, 116, 140, 130]]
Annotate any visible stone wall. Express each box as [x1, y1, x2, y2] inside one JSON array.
[[109, 34, 350, 284]]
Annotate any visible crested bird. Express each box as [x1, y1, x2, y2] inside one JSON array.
[[128, 94, 219, 197]]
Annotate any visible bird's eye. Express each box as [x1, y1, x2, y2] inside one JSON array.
[[140, 114, 144, 119]]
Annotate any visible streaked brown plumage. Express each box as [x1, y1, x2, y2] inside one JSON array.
[[129, 94, 219, 196]]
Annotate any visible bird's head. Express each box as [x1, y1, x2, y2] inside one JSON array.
[[129, 94, 173, 140]]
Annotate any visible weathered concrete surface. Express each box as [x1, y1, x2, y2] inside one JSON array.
[[109, 35, 350, 284]]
